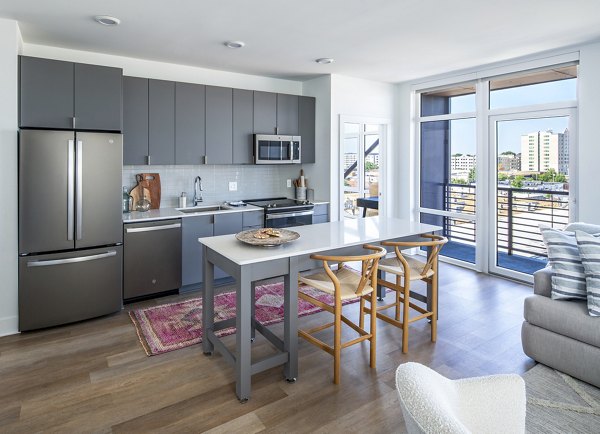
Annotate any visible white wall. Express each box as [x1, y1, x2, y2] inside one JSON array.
[[576, 41, 600, 223], [22, 43, 303, 94], [0, 19, 21, 337], [394, 83, 414, 220], [301, 75, 332, 203], [329, 74, 395, 220]]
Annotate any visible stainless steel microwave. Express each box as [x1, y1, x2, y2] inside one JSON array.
[[254, 134, 301, 164]]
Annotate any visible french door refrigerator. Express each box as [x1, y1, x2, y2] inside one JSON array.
[[18, 130, 123, 331]]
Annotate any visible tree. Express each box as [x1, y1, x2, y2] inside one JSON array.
[[451, 178, 467, 185], [511, 175, 524, 188], [365, 161, 378, 171], [500, 151, 516, 156], [498, 173, 508, 181], [467, 167, 476, 183]]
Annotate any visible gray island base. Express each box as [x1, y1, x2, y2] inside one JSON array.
[[200, 217, 442, 401]]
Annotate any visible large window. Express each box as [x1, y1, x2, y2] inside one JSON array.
[[417, 64, 578, 282]]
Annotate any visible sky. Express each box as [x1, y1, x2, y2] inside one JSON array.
[[448, 79, 576, 155]]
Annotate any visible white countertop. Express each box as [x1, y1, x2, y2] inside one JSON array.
[[122, 203, 263, 223], [199, 217, 441, 266]]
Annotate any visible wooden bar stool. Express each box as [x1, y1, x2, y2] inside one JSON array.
[[364, 234, 447, 354], [298, 244, 387, 384]]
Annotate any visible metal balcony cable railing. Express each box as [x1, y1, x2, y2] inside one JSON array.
[[442, 183, 569, 259]]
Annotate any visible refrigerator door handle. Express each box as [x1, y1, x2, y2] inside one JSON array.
[[26, 250, 117, 267], [76, 140, 83, 240], [67, 139, 75, 241]]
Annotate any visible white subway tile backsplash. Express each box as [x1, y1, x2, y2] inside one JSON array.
[[123, 165, 300, 207]]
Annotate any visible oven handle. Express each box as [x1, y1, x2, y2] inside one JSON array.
[[266, 210, 314, 220]]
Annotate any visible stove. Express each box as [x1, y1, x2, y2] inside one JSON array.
[[244, 197, 314, 228]]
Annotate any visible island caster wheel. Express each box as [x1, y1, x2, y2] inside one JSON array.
[[203, 351, 213, 356], [239, 397, 249, 404], [250, 337, 255, 342], [285, 378, 297, 383], [377, 297, 384, 301]]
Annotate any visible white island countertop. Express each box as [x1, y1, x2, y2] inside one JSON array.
[[199, 217, 442, 266]]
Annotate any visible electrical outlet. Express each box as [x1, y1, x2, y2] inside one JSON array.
[[287, 179, 292, 188], [229, 181, 238, 191]]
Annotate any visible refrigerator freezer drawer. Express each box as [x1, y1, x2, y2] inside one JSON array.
[[19, 246, 123, 331]]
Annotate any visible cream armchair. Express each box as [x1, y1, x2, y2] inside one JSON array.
[[395, 363, 526, 434]]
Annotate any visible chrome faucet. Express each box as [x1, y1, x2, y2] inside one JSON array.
[[193, 176, 203, 205]]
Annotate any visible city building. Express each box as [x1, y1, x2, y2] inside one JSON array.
[[498, 152, 522, 172], [520, 129, 569, 174], [451, 154, 476, 172]]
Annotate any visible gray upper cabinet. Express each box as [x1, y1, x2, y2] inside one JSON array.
[[148, 79, 175, 165], [233, 89, 254, 164], [206, 86, 233, 164], [299, 96, 316, 163], [277, 94, 299, 135], [74, 63, 123, 132], [253, 91, 277, 134], [123, 77, 149, 165], [175, 82, 206, 165], [19, 56, 122, 131], [19, 56, 74, 130]]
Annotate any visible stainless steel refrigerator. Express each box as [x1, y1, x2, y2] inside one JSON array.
[[18, 130, 123, 331]]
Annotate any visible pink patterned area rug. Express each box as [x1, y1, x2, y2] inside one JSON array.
[[129, 281, 364, 356]]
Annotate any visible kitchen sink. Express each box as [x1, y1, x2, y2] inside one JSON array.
[[177, 205, 229, 214]]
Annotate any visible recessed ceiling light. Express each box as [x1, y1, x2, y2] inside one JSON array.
[[315, 58, 335, 65], [94, 15, 121, 26], [225, 41, 245, 49]]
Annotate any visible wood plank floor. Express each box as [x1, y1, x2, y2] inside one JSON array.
[[0, 262, 536, 433]]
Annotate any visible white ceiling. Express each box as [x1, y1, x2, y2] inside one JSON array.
[[2, 0, 600, 83]]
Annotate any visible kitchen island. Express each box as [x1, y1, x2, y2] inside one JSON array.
[[199, 216, 442, 401]]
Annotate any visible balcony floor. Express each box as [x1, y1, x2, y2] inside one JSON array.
[[441, 240, 548, 275]]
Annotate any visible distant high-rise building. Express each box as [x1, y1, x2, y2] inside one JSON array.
[[520, 129, 569, 174]]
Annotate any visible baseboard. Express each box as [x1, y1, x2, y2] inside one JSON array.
[[0, 315, 19, 337]]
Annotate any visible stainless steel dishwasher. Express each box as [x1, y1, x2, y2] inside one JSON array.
[[123, 219, 182, 301]]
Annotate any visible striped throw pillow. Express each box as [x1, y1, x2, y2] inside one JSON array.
[[575, 231, 600, 317], [540, 226, 587, 300]]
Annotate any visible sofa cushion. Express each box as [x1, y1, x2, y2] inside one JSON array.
[[575, 231, 600, 316], [524, 295, 600, 347], [540, 226, 587, 300]]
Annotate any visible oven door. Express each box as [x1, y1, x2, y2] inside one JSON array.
[[265, 210, 314, 228]]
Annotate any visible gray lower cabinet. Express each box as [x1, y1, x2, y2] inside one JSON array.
[[253, 91, 277, 134], [299, 96, 316, 163], [313, 203, 329, 224], [206, 86, 233, 164], [277, 94, 299, 135], [123, 219, 182, 300], [176, 82, 206, 165], [213, 213, 243, 279], [149, 79, 175, 165], [181, 215, 213, 287], [74, 63, 123, 131], [233, 89, 254, 164], [123, 76, 149, 165], [242, 210, 264, 228]]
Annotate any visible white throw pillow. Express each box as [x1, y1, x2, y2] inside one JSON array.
[[540, 225, 586, 301], [575, 230, 600, 316]]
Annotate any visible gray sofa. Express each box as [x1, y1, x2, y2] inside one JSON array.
[[521, 223, 600, 387]]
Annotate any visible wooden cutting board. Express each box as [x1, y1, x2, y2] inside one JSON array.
[[137, 173, 161, 209]]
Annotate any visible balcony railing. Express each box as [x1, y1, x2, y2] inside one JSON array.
[[442, 183, 569, 260]]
